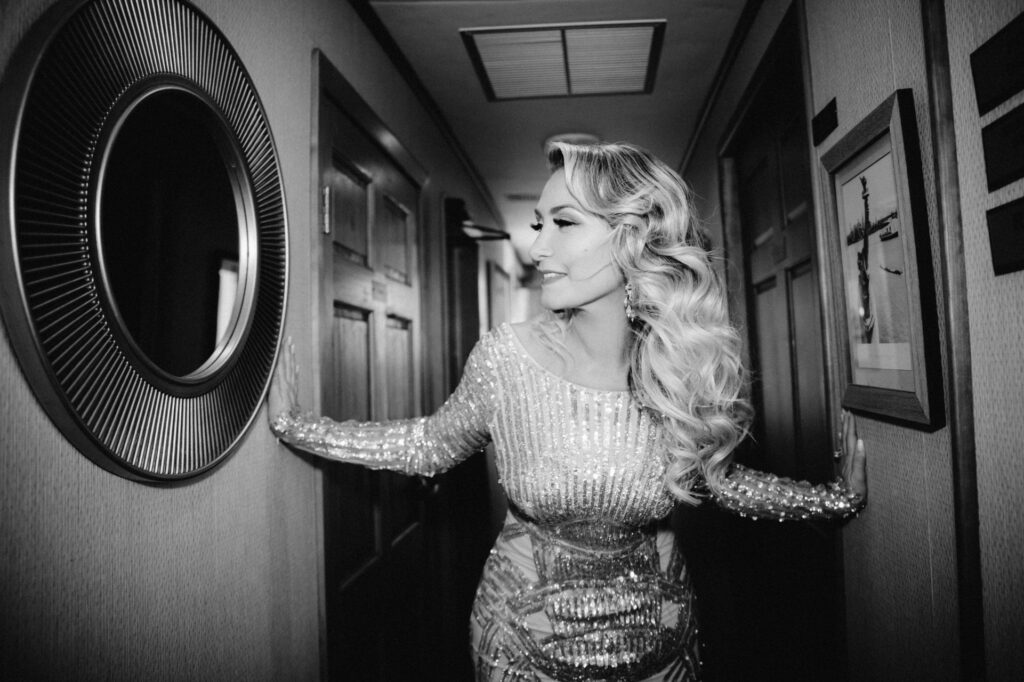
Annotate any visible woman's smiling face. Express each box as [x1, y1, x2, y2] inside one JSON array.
[[529, 170, 624, 313]]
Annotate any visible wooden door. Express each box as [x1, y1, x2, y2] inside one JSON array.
[[733, 21, 830, 483], [317, 87, 429, 682]]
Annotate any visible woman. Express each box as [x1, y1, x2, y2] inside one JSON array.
[[269, 141, 867, 681]]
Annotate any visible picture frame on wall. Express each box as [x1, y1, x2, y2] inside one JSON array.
[[820, 89, 944, 430]]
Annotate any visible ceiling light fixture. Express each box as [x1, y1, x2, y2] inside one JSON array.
[[461, 220, 510, 241], [542, 133, 601, 150], [461, 20, 665, 101]]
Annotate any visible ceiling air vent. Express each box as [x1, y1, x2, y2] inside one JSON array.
[[461, 20, 665, 101]]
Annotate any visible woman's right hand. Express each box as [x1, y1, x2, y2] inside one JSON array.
[[840, 409, 867, 503], [268, 336, 300, 424]]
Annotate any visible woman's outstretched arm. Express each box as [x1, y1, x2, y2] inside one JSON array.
[[709, 410, 867, 521], [267, 335, 496, 477]]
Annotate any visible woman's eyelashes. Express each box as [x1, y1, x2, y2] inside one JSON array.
[[530, 217, 576, 231]]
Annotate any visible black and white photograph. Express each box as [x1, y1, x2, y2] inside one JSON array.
[[838, 139, 912, 389], [0, 1, 1021, 681]]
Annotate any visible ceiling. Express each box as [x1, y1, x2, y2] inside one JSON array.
[[364, 0, 749, 263]]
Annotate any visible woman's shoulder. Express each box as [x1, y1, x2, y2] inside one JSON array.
[[507, 317, 554, 361], [478, 319, 542, 353], [471, 319, 544, 373], [471, 317, 568, 377], [475, 321, 513, 352], [463, 323, 516, 372], [508, 320, 534, 345]]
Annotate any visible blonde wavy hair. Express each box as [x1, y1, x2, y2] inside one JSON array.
[[542, 141, 752, 504]]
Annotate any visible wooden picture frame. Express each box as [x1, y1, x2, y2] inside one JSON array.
[[820, 89, 944, 429]]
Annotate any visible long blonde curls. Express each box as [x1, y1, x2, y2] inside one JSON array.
[[547, 141, 752, 504]]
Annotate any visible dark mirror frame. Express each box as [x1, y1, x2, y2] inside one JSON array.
[[0, 0, 288, 481]]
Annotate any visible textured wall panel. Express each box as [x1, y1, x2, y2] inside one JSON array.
[[944, 0, 1024, 679]]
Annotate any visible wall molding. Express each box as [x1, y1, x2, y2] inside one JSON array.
[[346, 0, 503, 230], [920, 0, 986, 678], [680, 0, 765, 172]]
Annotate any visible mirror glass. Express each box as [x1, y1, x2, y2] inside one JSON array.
[[100, 88, 243, 378]]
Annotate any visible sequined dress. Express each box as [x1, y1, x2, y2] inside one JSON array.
[[271, 324, 862, 681]]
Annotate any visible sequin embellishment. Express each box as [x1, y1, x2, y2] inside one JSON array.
[[271, 323, 863, 680], [506, 515, 697, 680]]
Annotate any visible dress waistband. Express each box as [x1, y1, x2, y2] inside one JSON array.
[[515, 516, 659, 584], [500, 508, 691, 680], [508, 504, 658, 548]]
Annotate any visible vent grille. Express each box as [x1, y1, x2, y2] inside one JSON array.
[[462, 20, 665, 101]]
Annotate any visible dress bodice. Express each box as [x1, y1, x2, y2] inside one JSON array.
[[486, 325, 674, 526], [271, 322, 863, 524]]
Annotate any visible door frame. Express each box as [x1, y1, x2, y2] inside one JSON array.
[[716, 3, 842, 462], [308, 48, 431, 679]]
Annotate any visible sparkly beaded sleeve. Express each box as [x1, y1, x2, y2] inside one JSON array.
[[269, 335, 496, 476], [710, 463, 864, 521]]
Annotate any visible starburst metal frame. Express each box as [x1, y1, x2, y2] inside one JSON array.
[[0, 0, 288, 481]]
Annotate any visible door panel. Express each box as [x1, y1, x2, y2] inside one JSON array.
[[326, 304, 378, 585], [383, 315, 422, 543], [779, 117, 812, 220], [740, 143, 781, 245], [327, 159, 371, 264], [753, 278, 797, 476], [385, 315, 414, 418], [380, 194, 411, 283], [329, 305, 372, 422], [383, 524, 427, 681], [790, 261, 830, 481], [330, 566, 384, 681]]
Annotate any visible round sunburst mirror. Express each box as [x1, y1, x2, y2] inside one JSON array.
[[0, 0, 288, 481]]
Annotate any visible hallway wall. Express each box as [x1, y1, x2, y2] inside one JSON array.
[[686, 0, 1024, 679], [0, 0, 502, 679], [945, 0, 1024, 677], [684, 0, 963, 680]]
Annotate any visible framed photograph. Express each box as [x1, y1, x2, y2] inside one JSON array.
[[820, 89, 944, 429], [487, 261, 511, 330]]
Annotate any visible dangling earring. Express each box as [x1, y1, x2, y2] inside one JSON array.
[[624, 282, 637, 323]]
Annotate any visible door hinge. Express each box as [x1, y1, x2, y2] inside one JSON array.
[[320, 184, 331, 235]]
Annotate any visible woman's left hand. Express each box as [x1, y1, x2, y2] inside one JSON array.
[[839, 409, 867, 501], [268, 336, 300, 425]]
